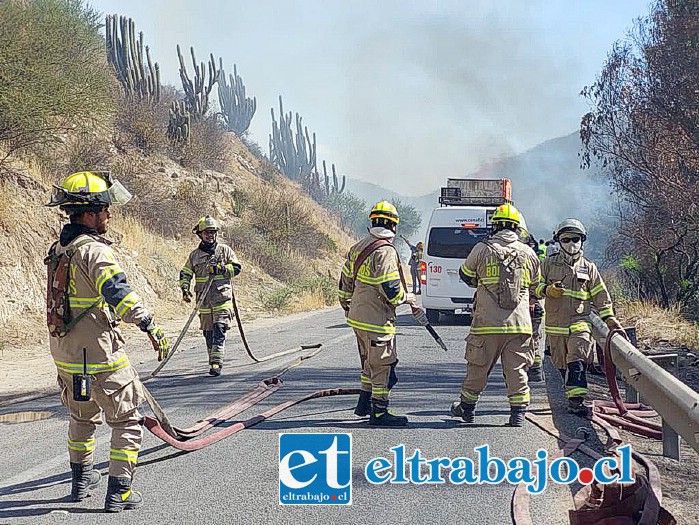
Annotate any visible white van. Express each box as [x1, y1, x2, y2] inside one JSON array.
[[419, 206, 496, 324]]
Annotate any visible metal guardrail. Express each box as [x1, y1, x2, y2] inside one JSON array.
[[590, 314, 699, 457]]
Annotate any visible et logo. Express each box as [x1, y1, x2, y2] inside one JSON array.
[[279, 433, 352, 505]]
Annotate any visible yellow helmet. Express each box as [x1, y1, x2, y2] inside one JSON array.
[[491, 203, 521, 227], [46, 171, 132, 213], [192, 215, 220, 233], [369, 201, 399, 224]]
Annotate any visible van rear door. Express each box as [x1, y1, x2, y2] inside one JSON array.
[[425, 227, 488, 297]]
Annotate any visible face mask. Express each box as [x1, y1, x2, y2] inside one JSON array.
[[560, 239, 582, 255]]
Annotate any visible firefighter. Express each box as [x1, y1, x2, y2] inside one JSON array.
[[45, 171, 169, 512], [339, 201, 415, 426], [535, 219, 623, 416], [179, 216, 242, 376], [400, 236, 424, 294], [450, 203, 540, 427]]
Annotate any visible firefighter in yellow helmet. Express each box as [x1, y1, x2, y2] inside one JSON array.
[[535, 219, 622, 417], [45, 171, 169, 512], [338, 201, 415, 426], [179, 216, 242, 376], [450, 203, 541, 427], [400, 236, 424, 294]]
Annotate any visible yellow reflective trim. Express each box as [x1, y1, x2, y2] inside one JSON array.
[[479, 277, 499, 285], [195, 276, 210, 283], [570, 321, 592, 333], [598, 307, 614, 318], [563, 289, 591, 300], [460, 264, 476, 277], [68, 297, 104, 309], [346, 318, 396, 335], [508, 392, 530, 404], [360, 375, 371, 384], [211, 301, 232, 312], [356, 272, 400, 285], [461, 391, 480, 402], [590, 282, 607, 296], [115, 291, 140, 318], [96, 265, 123, 295], [535, 283, 547, 297], [388, 288, 405, 305], [470, 325, 532, 335], [338, 290, 352, 299], [372, 388, 390, 395], [566, 387, 588, 398], [110, 448, 138, 464], [68, 438, 95, 452], [545, 325, 570, 335], [199, 307, 212, 314], [181, 266, 194, 276], [54, 354, 129, 375]]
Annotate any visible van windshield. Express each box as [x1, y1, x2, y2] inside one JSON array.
[[427, 228, 488, 259]]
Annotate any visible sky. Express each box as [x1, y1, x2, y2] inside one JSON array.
[[91, 0, 648, 196]]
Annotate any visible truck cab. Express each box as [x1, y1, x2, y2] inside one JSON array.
[[419, 178, 511, 324]]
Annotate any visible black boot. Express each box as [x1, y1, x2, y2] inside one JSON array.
[[104, 476, 143, 513], [527, 366, 544, 383], [567, 397, 592, 418], [354, 391, 371, 417], [369, 400, 408, 427], [507, 405, 527, 427], [450, 401, 476, 423], [70, 462, 101, 502], [209, 362, 222, 377], [558, 368, 566, 380]]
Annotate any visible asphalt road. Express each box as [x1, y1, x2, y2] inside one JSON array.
[[0, 305, 572, 524]]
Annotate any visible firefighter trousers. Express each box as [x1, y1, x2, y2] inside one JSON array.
[[57, 367, 144, 478], [460, 333, 533, 407], [530, 316, 545, 368], [548, 332, 593, 398], [203, 322, 227, 364], [354, 329, 397, 402]]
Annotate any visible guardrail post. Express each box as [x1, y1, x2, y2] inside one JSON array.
[[623, 326, 641, 403], [662, 419, 681, 461]]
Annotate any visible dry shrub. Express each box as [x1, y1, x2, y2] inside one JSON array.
[[617, 299, 699, 349], [114, 97, 170, 155], [172, 116, 230, 172]]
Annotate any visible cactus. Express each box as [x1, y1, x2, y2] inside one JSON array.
[[269, 95, 316, 182], [177, 45, 221, 120], [105, 14, 160, 104], [217, 59, 257, 136], [167, 100, 190, 144], [303, 160, 346, 202]]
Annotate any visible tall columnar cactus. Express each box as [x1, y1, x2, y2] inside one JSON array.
[[177, 44, 221, 120], [269, 95, 316, 182], [105, 14, 160, 104], [304, 160, 346, 202], [167, 100, 190, 144], [217, 59, 257, 136]]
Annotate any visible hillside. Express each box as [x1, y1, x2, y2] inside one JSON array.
[[346, 132, 613, 260], [0, 134, 357, 395]]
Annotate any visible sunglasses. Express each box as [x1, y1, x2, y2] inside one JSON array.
[[560, 237, 581, 244]]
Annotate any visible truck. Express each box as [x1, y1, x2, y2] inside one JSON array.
[[419, 178, 512, 324]]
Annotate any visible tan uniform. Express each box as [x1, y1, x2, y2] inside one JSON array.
[[48, 227, 150, 479], [458, 230, 540, 407], [536, 253, 614, 398], [338, 231, 407, 402], [179, 243, 241, 365]]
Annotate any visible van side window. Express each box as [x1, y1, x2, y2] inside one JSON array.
[[427, 228, 488, 259]]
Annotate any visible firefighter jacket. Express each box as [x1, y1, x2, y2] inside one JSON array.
[[408, 244, 423, 268], [535, 252, 614, 335], [179, 242, 241, 318], [338, 228, 407, 336], [48, 225, 151, 381], [458, 229, 540, 336]]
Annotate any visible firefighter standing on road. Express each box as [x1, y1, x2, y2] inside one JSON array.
[[45, 171, 169, 512], [339, 201, 415, 427], [179, 216, 242, 377], [450, 203, 540, 427], [535, 219, 623, 416], [401, 235, 423, 294]]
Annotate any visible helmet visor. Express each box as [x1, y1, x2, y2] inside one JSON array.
[[105, 180, 132, 205]]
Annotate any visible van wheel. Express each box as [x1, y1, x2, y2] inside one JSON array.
[[426, 309, 439, 325]]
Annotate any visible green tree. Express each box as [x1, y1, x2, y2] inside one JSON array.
[[324, 191, 367, 237], [0, 0, 115, 166]]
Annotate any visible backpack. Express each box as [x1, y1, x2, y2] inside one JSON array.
[[44, 237, 99, 337], [483, 240, 527, 309]]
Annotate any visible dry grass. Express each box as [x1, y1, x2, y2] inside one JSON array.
[[289, 289, 328, 313], [616, 299, 699, 349]]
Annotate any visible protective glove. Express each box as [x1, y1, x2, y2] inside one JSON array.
[[208, 263, 226, 275], [139, 317, 169, 361], [605, 317, 624, 332], [545, 282, 565, 299], [405, 292, 416, 305], [181, 287, 193, 303]]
